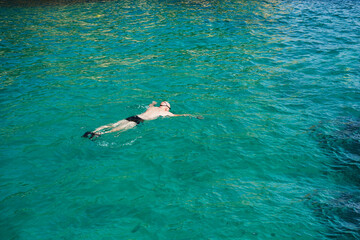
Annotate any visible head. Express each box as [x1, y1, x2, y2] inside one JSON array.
[[159, 101, 171, 111]]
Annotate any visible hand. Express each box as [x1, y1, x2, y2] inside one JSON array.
[[152, 101, 157, 105]]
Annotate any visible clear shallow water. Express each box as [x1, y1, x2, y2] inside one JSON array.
[[1, 0, 359, 239]]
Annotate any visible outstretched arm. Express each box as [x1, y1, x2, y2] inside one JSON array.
[[173, 114, 191, 117], [172, 114, 203, 119], [148, 101, 157, 107]]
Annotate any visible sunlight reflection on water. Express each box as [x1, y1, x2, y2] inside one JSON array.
[[1, 0, 359, 239]]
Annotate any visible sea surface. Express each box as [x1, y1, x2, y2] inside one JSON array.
[[1, 0, 359, 239]]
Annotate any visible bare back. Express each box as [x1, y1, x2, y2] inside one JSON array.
[[137, 106, 174, 120]]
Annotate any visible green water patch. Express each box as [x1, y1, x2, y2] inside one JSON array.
[[1, 0, 359, 239]]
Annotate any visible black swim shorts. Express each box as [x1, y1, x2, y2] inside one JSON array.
[[125, 115, 144, 124]]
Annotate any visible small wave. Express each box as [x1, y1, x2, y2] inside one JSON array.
[[96, 136, 142, 147]]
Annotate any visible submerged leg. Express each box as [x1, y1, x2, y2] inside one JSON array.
[[83, 120, 137, 139], [93, 120, 128, 133], [111, 120, 129, 128], [94, 124, 112, 132], [102, 121, 137, 134]]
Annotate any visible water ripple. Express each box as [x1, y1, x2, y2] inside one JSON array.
[[1, 0, 359, 239]]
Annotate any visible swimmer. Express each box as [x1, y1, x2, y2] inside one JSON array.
[[82, 101, 202, 139]]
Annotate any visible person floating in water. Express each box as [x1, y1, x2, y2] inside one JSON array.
[[82, 101, 202, 139]]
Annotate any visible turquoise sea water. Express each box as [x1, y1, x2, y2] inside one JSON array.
[[1, 0, 359, 239]]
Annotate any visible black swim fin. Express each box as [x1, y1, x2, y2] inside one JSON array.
[[82, 131, 92, 138]]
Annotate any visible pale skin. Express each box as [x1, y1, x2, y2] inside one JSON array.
[[92, 101, 198, 136]]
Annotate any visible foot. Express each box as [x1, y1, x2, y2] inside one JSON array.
[[89, 132, 101, 139]]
